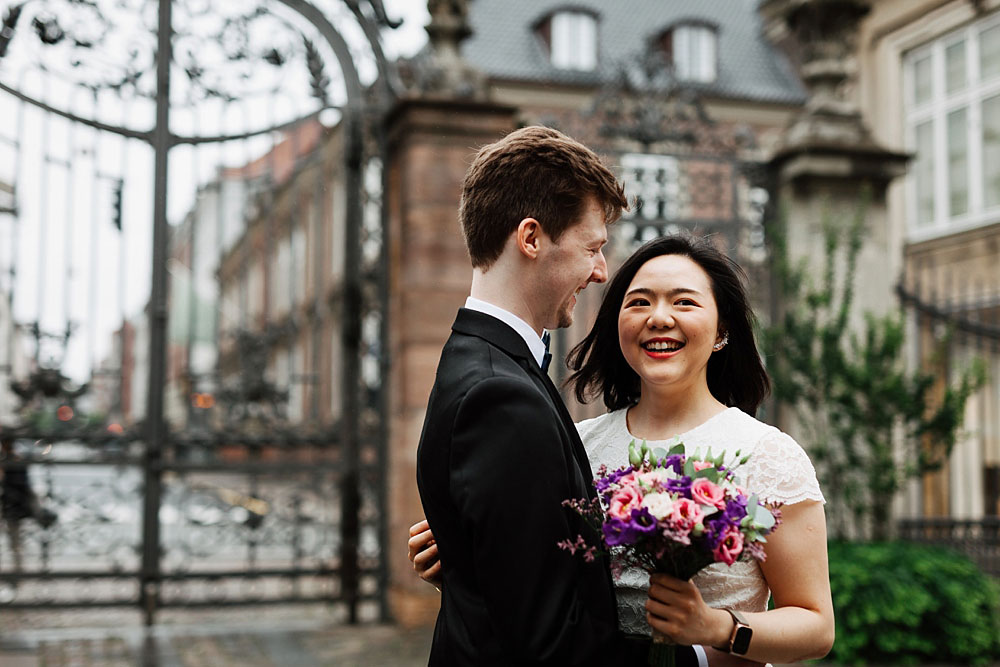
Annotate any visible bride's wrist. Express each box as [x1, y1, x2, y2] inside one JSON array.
[[707, 607, 735, 650]]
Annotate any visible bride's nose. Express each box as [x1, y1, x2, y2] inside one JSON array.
[[647, 303, 674, 329]]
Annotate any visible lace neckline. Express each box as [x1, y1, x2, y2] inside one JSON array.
[[622, 406, 738, 445]]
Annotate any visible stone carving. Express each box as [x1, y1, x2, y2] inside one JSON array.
[[399, 0, 486, 99]]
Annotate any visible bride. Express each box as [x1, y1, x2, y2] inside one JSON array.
[[410, 235, 835, 664]]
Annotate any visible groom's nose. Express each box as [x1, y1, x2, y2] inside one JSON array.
[[591, 251, 608, 284]]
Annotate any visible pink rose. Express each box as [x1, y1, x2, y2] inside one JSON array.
[[713, 526, 745, 565], [608, 486, 641, 520], [691, 478, 726, 509], [692, 460, 713, 472], [615, 472, 637, 487], [668, 497, 703, 533]]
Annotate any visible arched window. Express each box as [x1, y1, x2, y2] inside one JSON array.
[[538, 10, 598, 71]]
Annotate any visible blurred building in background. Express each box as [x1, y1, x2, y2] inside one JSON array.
[[430, 0, 807, 417], [853, 0, 1000, 521]]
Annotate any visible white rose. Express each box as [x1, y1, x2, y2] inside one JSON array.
[[641, 492, 674, 519]]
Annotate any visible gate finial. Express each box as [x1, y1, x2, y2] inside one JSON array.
[[402, 0, 485, 99]]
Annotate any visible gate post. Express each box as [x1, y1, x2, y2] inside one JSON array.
[[383, 99, 516, 625], [760, 0, 909, 535], [140, 0, 173, 626]]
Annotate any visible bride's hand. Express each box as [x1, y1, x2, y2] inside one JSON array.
[[645, 573, 732, 649], [407, 519, 443, 589]]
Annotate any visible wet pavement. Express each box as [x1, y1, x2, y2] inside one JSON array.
[[0, 607, 433, 666]]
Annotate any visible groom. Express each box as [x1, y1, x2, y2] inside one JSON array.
[[415, 127, 699, 665]]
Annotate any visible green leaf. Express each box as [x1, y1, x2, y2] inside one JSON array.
[[694, 467, 720, 483]]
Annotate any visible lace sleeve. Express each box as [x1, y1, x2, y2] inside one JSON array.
[[744, 430, 825, 505]]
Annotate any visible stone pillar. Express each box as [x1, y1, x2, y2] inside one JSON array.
[[760, 0, 909, 331], [759, 0, 910, 536], [383, 100, 516, 626], [384, 0, 519, 622]]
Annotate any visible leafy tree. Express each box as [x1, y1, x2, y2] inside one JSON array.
[[763, 195, 985, 539]]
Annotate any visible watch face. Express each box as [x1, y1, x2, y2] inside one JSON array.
[[732, 625, 753, 655]]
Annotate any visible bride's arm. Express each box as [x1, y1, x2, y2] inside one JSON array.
[[646, 499, 834, 663]]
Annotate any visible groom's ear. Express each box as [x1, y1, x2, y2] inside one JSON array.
[[515, 217, 542, 259]]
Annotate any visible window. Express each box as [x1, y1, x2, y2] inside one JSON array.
[[542, 10, 597, 71], [905, 14, 1000, 237], [269, 237, 290, 318], [620, 153, 685, 222], [663, 23, 717, 83]]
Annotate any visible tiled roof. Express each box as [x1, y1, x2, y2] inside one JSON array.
[[461, 0, 806, 105]]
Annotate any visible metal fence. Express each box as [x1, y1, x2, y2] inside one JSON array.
[[0, 0, 397, 624], [898, 517, 1000, 576], [896, 261, 1000, 574]]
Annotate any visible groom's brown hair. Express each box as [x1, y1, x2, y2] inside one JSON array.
[[459, 126, 627, 269]]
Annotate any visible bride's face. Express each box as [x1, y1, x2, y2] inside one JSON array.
[[617, 254, 724, 393]]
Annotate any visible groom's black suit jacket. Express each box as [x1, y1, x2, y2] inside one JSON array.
[[416, 309, 647, 666]]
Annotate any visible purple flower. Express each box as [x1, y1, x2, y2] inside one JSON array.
[[608, 467, 633, 485], [665, 475, 692, 497], [628, 507, 659, 535], [603, 517, 638, 547], [661, 454, 685, 475], [723, 495, 749, 524], [703, 516, 735, 549]]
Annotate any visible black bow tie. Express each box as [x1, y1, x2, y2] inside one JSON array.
[[541, 331, 552, 373]]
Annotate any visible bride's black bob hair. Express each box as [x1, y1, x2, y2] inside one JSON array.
[[566, 234, 770, 415]]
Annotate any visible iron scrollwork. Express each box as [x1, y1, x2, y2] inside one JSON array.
[[0, 0, 398, 624]]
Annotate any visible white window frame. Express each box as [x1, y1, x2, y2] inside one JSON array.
[[549, 10, 598, 71], [904, 12, 1000, 242], [673, 24, 717, 84], [270, 235, 291, 319], [620, 153, 683, 222]]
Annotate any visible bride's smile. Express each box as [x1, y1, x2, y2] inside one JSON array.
[[617, 254, 725, 398]]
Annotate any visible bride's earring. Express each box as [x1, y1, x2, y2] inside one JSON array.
[[713, 332, 729, 351]]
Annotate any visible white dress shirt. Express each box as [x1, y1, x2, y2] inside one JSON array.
[[464, 297, 547, 369]]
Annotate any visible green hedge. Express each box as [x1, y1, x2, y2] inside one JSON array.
[[827, 540, 1000, 665]]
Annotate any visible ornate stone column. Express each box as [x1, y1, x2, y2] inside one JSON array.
[[759, 0, 911, 537], [760, 0, 909, 325], [384, 0, 516, 626]]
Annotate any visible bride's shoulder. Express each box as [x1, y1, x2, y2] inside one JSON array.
[[716, 408, 780, 445], [575, 409, 626, 444]]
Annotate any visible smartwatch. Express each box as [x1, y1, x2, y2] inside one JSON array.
[[720, 608, 752, 655]]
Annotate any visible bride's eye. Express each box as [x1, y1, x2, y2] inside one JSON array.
[[624, 298, 649, 308]]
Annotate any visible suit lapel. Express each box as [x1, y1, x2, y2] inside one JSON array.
[[452, 309, 596, 498], [524, 363, 596, 496], [451, 308, 615, 602]]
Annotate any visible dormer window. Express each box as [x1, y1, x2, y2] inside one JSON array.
[[538, 10, 598, 71], [659, 22, 718, 83]]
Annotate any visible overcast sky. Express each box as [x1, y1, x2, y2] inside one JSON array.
[[1, 0, 431, 383]]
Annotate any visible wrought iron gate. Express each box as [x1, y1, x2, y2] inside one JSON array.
[[0, 0, 396, 624]]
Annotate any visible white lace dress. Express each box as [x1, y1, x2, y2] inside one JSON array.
[[576, 407, 825, 636]]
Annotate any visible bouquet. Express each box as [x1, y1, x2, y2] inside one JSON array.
[[559, 438, 780, 667]]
